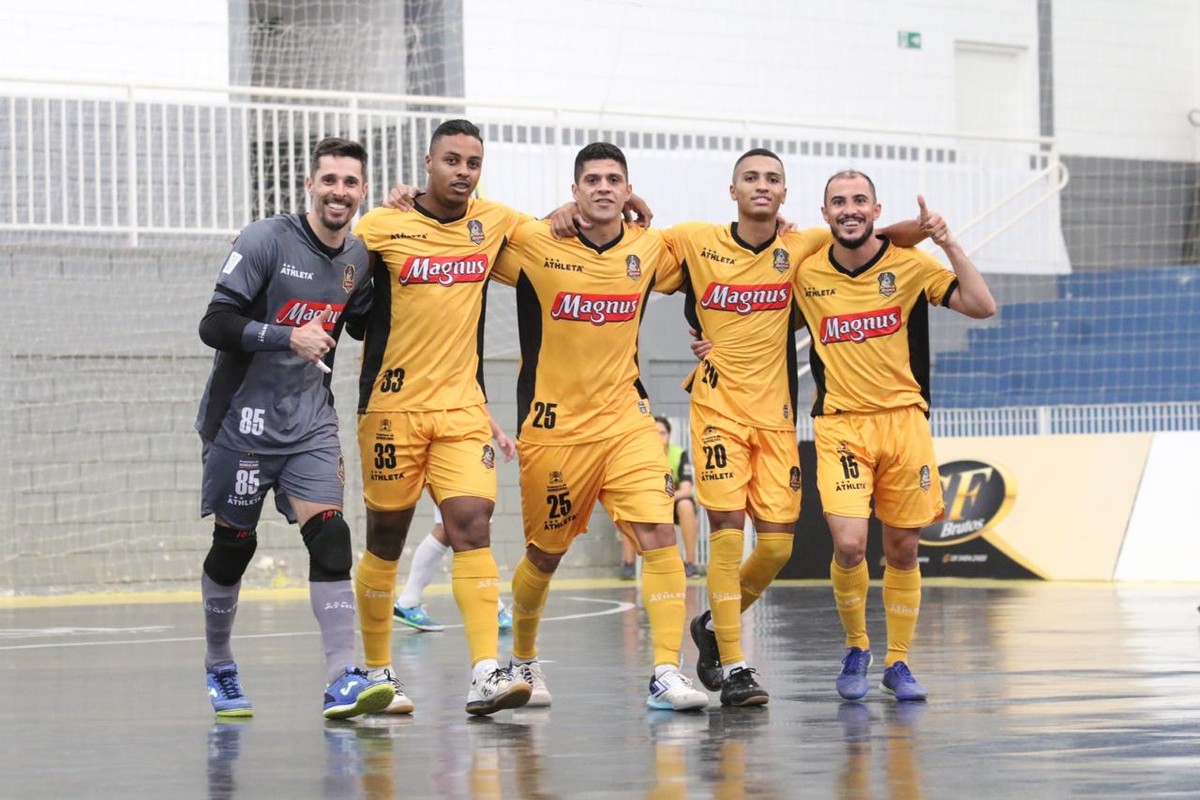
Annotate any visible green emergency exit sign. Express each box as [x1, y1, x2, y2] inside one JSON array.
[[898, 31, 922, 49]]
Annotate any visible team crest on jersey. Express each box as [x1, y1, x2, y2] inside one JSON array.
[[380, 418, 392, 433], [789, 465, 802, 492], [664, 473, 676, 498], [637, 400, 649, 415], [878, 271, 897, 298], [338, 456, 346, 484], [626, 255, 641, 279], [548, 471, 566, 491], [467, 219, 485, 245], [481, 444, 495, 470], [342, 264, 356, 293], [772, 248, 790, 273], [919, 465, 932, 491]]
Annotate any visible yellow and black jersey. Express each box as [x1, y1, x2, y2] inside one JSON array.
[[353, 199, 531, 412], [794, 239, 959, 416], [492, 221, 683, 445], [664, 223, 831, 430]]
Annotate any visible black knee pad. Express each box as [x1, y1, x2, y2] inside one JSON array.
[[301, 510, 352, 582], [203, 525, 258, 587]]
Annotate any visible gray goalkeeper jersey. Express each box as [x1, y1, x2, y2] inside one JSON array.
[[195, 213, 371, 454]]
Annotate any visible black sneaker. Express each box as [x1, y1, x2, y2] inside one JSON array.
[[689, 610, 723, 690], [720, 667, 769, 707]]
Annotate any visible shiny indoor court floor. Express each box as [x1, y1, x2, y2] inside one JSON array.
[[2, 581, 1198, 799]]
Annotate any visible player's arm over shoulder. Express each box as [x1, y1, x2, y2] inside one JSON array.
[[781, 227, 833, 262], [493, 217, 550, 287]]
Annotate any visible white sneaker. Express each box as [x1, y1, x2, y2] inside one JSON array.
[[646, 668, 708, 712], [512, 660, 552, 707], [466, 667, 531, 716], [367, 668, 414, 715]]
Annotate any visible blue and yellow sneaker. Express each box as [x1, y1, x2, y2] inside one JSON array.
[[880, 661, 928, 702], [393, 603, 445, 632], [323, 667, 396, 720], [497, 601, 513, 632], [207, 662, 253, 718]]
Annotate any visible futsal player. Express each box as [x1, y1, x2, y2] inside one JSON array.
[[795, 170, 996, 701], [195, 137, 394, 720]]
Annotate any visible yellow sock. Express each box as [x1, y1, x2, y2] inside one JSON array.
[[355, 550, 398, 668], [706, 528, 745, 666], [641, 545, 687, 668], [882, 564, 921, 666], [452, 547, 500, 666], [830, 558, 870, 651], [510, 556, 553, 662], [739, 532, 793, 612]]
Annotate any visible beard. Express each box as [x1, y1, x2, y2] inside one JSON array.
[[833, 220, 874, 250]]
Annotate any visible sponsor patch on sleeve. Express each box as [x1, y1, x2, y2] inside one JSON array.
[[221, 251, 244, 275]]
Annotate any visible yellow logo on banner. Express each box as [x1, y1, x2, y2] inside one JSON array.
[[919, 460, 1016, 546]]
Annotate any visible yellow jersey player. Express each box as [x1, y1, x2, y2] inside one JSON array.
[[668, 149, 931, 707], [351, 119, 533, 716], [794, 170, 996, 702], [492, 143, 709, 712]]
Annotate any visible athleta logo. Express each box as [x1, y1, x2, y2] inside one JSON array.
[[700, 282, 791, 315], [820, 306, 901, 344], [399, 254, 489, 285], [550, 292, 640, 324], [275, 300, 345, 330]]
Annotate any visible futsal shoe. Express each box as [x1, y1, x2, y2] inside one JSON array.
[[323, 667, 396, 720], [497, 601, 513, 632], [207, 662, 253, 718], [646, 668, 709, 712], [511, 659, 552, 707], [466, 666, 532, 716], [367, 667, 415, 714], [689, 610, 723, 690], [720, 667, 769, 707], [836, 647, 873, 701], [393, 603, 445, 632], [880, 661, 928, 702]]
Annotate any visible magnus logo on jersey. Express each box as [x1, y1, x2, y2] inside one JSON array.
[[819, 306, 901, 344], [919, 459, 1016, 546], [275, 300, 345, 329], [399, 254, 489, 285], [550, 292, 640, 324], [700, 283, 791, 315]]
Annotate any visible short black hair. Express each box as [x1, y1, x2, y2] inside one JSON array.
[[823, 169, 876, 203], [310, 137, 368, 175], [732, 148, 783, 178], [574, 142, 628, 183], [430, 119, 483, 152], [654, 415, 671, 433]]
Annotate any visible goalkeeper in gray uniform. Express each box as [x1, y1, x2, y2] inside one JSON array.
[[194, 137, 394, 720]]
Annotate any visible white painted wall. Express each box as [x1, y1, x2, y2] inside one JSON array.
[[1115, 432, 1200, 582], [461, 0, 1040, 135], [0, 0, 229, 89], [1054, 0, 1200, 160]]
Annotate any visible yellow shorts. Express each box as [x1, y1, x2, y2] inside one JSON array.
[[690, 405, 801, 523], [813, 405, 944, 529], [356, 405, 497, 511], [518, 421, 673, 555]]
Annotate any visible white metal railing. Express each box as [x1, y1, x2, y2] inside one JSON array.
[[794, 402, 1200, 440], [0, 78, 1069, 274]]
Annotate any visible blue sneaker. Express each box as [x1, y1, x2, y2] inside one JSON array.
[[323, 667, 396, 720], [393, 603, 445, 632], [836, 647, 872, 700], [880, 661, 928, 701], [497, 601, 513, 632], [207, 662, 253, 718]]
